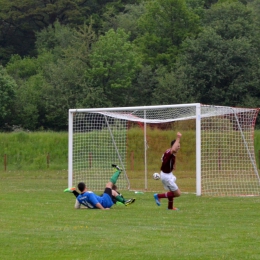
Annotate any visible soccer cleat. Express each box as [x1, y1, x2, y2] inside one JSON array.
[[168, 207, 179, 211], [124, 198, 135, 206], [111, 164, 122, 171], [64, 187, 76, 193], [153, 194, 161, 206]]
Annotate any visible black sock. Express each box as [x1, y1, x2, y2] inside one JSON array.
[[72, 190, 80, 198]]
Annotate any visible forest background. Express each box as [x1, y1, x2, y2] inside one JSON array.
[[1, 0, 260, 131]]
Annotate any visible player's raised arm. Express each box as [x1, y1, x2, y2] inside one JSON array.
[[171, 132, 182, 154]]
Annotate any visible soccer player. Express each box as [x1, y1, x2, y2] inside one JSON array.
[[64, 165, 135, 209], [153, 132, 182, 210]]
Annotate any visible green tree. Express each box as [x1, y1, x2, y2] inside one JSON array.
[[129, 65, 158, 106], [172, 27, 260, 107], [13, 74, 47, 130], [35, 21, 77, 59], [5, 55, 40, 82], [248, 0, 260, 52], [102, 3, 145, 40], [87, 28, 142, 107], [0, 0, 91, 64], [0, 66, 16, 129], [35, 23, 98, 129], [203, 1, 255, 40], [151, 67, 182, 105], [5, 21, 97, 130], [135, 0, 201, 69], [161, 1, 260, 108], [6, 53, 53, 130], [38, 22, 100, 129]]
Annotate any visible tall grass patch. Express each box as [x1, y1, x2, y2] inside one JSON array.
[[0, 132, 68, 170], [1, 130, 260, 193]]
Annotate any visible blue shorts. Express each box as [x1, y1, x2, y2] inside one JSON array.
[[101, 189, 114, 208]]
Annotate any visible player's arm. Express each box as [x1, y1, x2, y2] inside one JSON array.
[[88, 193, 109, 210], [95, 203, 110, 210], [75, 198, 91, 209], [171, 132, 182, 153], [74, 199, 81, 209]]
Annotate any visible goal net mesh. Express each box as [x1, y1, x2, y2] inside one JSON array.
[[70, 104, 260, 196]]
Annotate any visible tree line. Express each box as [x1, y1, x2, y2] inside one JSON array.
[[1, 0, 260, 131]]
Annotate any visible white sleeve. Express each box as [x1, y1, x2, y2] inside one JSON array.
[[74, 199, 81, 209]]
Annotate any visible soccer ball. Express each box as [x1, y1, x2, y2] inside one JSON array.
[[153, 172, 160, 180]]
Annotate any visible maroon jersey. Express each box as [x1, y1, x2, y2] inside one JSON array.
[[160, 149, 176, 173]]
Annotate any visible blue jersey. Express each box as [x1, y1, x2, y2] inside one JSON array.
[[76, 191, 114, 209]]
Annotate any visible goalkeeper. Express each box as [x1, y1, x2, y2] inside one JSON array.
[[64, 165, 135, 209], [153, 132, 182, 210]]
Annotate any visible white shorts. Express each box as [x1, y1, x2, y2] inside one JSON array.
[[160, 171, 178, 191]]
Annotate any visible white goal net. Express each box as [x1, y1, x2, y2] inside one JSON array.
[[68, 103, 260, 196]]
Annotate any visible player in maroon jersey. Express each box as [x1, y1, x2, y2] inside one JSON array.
[[154, 132, 182, 210]]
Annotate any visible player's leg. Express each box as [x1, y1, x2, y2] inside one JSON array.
[[166, 188, 180, 210], [166, 176, 180, 210], [154, 172, 180, 209], [111, 184, 120, 204], [111, 181, 136, 206], [103, 165, 122, 203], [112, 189, 125, 204], [112, 184, 127, 200], [110, 185, 123, 204], [153, 171, 170, 206], [160, 172, 181, 198], [111, 189, 136, 206], [105, 164, 122, 190], [102, 164, 130, 208], [64, 187, 80, 198], [167, 196, 174, 209]]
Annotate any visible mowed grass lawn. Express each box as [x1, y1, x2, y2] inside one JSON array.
[[1, 170, 260, 260]]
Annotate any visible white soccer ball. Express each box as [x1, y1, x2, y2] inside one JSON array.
[[153, 172, 160, 180]]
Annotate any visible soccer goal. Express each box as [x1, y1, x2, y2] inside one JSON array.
[[68, 103, 260, 196]]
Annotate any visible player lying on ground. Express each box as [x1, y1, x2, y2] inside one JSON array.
[[154, 132, 182, 210], [64, 164, 135, 209], [64, 184, 135, 208]]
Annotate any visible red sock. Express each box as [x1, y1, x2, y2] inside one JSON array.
[[158, 191, 175, 199], [167, 191, 175, 197], [158, 193, 167, 199], [168, 197, 174, 209]]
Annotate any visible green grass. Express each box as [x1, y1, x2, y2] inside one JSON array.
[[0, 132, 68, 170], [1, 170, 260, 260], [2, 130, 260, 173]]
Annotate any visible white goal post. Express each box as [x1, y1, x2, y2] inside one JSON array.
[[68, 103, 260, 196]]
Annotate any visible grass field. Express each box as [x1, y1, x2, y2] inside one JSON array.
[[1, 170, 260, 260]]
